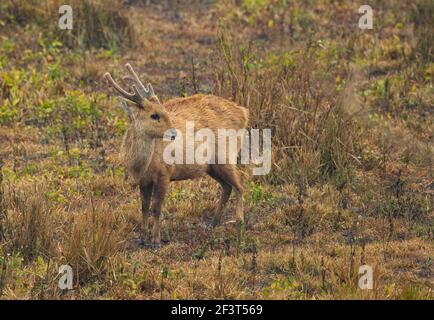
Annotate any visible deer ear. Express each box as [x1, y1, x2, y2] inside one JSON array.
[[118, 97, 134, 120]]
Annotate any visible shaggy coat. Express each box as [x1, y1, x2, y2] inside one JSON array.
[[105, 65, 248, 246], [121, 94, 248, 246]]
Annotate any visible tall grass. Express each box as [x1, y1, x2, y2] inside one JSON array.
[[60, 202, 126, 284], [411, 0, 433, 63], [0, 0, 137, 50], [0, 178, 130, 287], [0, 160, 4, 243], [214, 33, 362, 188], [0, 182, 56, 261]]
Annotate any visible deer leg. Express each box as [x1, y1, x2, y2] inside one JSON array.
[[140, 183, 153, 237], [211, 165, 244, 224], [209, 170, 232, 226], [150, 177, 169, 247]]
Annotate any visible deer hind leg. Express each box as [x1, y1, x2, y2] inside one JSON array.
[[140, 183, 153, 237], [211, 164, 244, 223], [209, 170, 232, 226], [150, 177, 169, 247]]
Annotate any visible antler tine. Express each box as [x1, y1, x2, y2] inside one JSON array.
[[125, 63, 162, 104], [122, 75, 161, 104], [146, 83, 161, 104], [125, 63, 148, 92], [104, 72, 143, 107]]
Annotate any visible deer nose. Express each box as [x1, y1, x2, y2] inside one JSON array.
[[166, 128, 177, 140]]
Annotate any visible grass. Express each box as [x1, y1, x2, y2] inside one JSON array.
[[0, 0, 137, 50], [0, 0, 432, 299]]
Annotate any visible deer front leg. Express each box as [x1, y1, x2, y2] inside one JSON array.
[[140, 183, 153, 238], [150, 177, 169, 247]]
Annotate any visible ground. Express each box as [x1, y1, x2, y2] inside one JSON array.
[[0, 0, 432, 299]]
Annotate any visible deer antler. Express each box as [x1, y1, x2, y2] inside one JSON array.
[[104, 70, 144, 107], [125, 78, 161, 104], [123, 63, 161, 104], [105, 63, 161, 106], [146, 83, 161, 104]]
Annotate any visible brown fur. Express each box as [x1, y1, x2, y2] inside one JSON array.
[[121, 94, 248, 246]]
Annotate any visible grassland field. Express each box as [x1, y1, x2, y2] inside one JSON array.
[[0, 0, 432, 299]]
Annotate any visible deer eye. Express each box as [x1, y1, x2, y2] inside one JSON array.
[[150, 113, 160, 121]]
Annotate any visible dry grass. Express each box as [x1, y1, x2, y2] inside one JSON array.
[[0, 0, 432, 299], [0, 0, 137, 50], [215, 32, 361, 187]]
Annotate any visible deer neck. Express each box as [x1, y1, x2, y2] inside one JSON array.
[[122, 129, 155, 177]]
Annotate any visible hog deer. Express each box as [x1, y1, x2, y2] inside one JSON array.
[[104, 64, 248, 247]]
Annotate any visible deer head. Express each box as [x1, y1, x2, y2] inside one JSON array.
[[104, 64, 176, 140]]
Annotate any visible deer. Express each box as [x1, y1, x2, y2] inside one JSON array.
[[104, 63, 248, 247]]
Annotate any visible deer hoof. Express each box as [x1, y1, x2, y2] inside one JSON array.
[[151, 242, 161, 250]]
